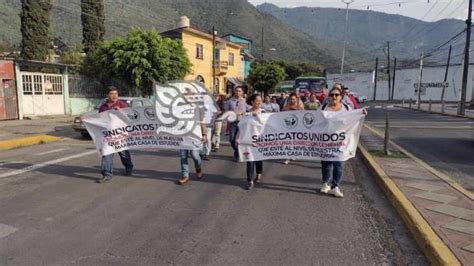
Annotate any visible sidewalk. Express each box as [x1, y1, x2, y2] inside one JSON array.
[[358, 124, 473, 265], [0, 116, 76, 149], [395, 102, 474, 119]]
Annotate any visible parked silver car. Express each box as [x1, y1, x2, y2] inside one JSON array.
[[72, 97, 152, 137]]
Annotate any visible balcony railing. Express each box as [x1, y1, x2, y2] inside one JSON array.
[[213, 60, 228, 75]]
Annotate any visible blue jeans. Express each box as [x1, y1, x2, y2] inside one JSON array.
[[229, 121, 239, 160], [180, 150, 202, 177], [321, 161, 345, 188], [101, 150, 133, 178], [246, 161, 263, 182]]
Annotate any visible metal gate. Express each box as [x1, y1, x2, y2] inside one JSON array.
[[3, 80, 18, 119], [21, 72, 64, 116]]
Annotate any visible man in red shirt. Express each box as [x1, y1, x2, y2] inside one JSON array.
[[97, 86, 134, 183]]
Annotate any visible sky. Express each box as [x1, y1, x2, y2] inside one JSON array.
[[248, 0, 470, 22]]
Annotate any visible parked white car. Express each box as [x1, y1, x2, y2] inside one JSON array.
[[72, 97, 152, 138]]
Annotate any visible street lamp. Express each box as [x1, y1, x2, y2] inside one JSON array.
[[340, 0, 354, 76]]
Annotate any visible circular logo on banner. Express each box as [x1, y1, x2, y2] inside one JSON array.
[[127, 110, 140, 121], [283, 114, 298, 129], [303, 113, 315, 128], [144, 107, 157, 120]]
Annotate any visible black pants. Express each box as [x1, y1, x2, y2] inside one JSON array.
[[246, 161, 263, 182]]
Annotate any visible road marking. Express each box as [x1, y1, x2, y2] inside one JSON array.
[[0, 223, 18, 239], [34, 148, 66, 156], [0, 150, 96, 179], [372, 124, 472, 129]]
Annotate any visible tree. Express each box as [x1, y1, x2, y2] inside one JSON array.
[[20, 0, 52, 60], [247, 62, 286, 96], [88, 27, 191, 92], [81, 0, 105, 54], [298, 63, 325, 76]]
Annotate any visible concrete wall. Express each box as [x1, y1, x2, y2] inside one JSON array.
[[328, 65, 473, 101]]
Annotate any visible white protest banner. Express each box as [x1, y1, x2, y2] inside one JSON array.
[[83, 81, 226, 156], [238, 110, 365, 162]]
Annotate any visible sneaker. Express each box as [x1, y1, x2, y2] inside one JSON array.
[[320, 183, 331, 194], [178, 176, 190, 185], [196, 168, 203, 180], [255, 174, 262, 183], [124, 169, 133, 176], [202, 155, 210, 161], [283, 159, 290, 165], [331, 187, 344, 198], [247, 180, 254, 190], [96, 176, 112, 183]]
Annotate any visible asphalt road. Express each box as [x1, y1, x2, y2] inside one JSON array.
[[363, 103, 474, 191], [0, 134, 426, 265]]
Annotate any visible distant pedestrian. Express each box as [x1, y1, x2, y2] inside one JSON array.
[[262, 95, 280, 112], [236, 94, 265, 189], [317, 87, 328, 103], [277, 92, 288, 111], [304, 93, 321, 110], [211, 94, 226, 152], [270, 96, 281, 112], [282, 92, 304, 112], [282, 92, 304, 165], [343, 87, 358, 109], [96, 86, 133, 183], [224, 86, 248, 161], [178, 112, 208, 185]]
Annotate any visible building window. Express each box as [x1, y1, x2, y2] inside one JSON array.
[[228, 53, 234, 66], [196, 44, 203, 59], [196, 75, 205, 85]]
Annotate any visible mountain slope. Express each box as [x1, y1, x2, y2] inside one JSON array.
[[0, 0, 368, 70], [257, 3, 467, 65]]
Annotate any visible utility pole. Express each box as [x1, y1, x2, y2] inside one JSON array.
[[391, 57, 397, 100], [261, 26, 264, 60], [417, 52, 424, 110], [441, 45, 452, 113], [212, 26, 216, 94], [457, 0, 472, 115], [340, 0, 354, 75], [373, 57, 378, 100], [387, 41, 391, 101]]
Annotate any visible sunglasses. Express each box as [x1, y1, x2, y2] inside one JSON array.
[[330, 93, 341, 97]]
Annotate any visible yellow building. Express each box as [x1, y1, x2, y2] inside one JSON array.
[[161, 17, 244, 95]]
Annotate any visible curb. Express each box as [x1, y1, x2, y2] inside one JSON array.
[[364, 124, 474, 200], [358, 144, 461, 266], [395, 105, 472, 119], [0, 134, 61, 150]]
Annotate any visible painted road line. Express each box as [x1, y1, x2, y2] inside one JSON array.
[[0, 150, 96, 179], [364, 123, 474, 200], [371, 125, 473, 129], [34, 148, 67, 156]]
